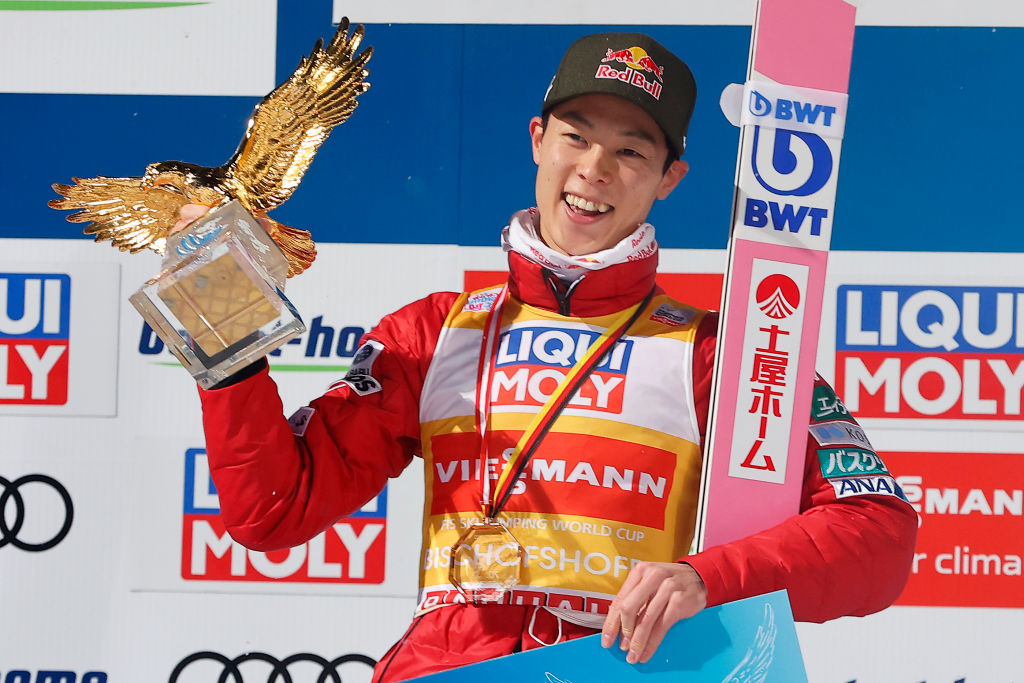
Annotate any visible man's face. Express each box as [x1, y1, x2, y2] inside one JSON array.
[[530, 93, 689, 256]]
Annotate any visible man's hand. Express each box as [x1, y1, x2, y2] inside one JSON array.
[[171, 204, 212, 235], [601, 561, 708, 664], [171, 203, 274, 236]]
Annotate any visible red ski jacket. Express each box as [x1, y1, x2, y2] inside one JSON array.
[[199, 248, 916, 624]]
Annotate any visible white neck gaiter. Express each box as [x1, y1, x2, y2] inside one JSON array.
[[501, 208, 657, 281]]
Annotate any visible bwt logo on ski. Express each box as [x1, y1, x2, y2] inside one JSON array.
[[492, 326, 634, 413], [1, 273, 71, 405], [742, 126, 834, 238], [836, 285, 1024, 420], [181, 449, 386, 583], [140, 315, 367, 363], [748, 89, 838, 127]]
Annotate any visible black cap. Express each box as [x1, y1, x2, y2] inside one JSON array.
[[542, 32, 697, 158]]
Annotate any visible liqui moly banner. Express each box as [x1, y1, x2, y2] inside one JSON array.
[[695, 0, 857, 550]]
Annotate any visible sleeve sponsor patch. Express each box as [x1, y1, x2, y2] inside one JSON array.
[[287, 406, 315, 437], [829, 474, 908, 502], [649, 303, 696, 327], [329, 339, 385, 396], [463, 288, 501, 313], [810, 382, 854, 424], [816, 447, 889, 479], [808, 420, 873, 450]]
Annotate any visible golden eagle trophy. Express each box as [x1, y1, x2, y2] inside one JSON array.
[[49, 19, 371, 388]]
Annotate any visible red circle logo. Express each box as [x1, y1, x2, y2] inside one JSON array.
[[755, 274, 801, 319]]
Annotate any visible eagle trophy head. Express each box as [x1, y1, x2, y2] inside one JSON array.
[[140, 161, 205, 195]]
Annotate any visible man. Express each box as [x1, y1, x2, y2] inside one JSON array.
[[194, 32, 917, 683]]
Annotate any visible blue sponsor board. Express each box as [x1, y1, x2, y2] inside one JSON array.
[[182, 448, 389, 583], [7, 0, 1022, 253], [183, 447, 388, 517], [836, 284, 1024, 420], [0, 273, 70, 340], [412, 590, 806, 682]]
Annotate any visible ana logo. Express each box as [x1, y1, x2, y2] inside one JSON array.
[[601, 47, 664, 81], [1, 474, 74, 552], [755, 274, 801, 319], [169, 651, 375, 683], [181, 449, 387, 583], [1, 273, 71, 405]]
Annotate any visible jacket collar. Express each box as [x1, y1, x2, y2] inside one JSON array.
[[506, 249, 659, 317]]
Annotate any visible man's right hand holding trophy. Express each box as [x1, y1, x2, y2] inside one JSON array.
[[49, 19, 372, 388]]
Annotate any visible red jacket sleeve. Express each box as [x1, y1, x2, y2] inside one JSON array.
[[682, 312, 919, 622], [197, 291, 459, 552]]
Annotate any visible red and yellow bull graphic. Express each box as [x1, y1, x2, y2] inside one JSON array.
[[596, 46, 663, 99]]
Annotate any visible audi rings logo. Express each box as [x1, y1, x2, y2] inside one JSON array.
[[169, 652, 376, 683], [0, 474, 73, 551]]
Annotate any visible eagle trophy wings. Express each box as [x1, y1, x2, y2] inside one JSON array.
[[49, 17, 371, 278]]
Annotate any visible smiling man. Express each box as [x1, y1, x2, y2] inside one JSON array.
[[196, 31, 917, 683]]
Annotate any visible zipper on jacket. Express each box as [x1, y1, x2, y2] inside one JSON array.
[[542, 269, 585, 316]]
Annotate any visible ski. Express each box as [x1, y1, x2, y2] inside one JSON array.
[[694, 0, 858, 551]]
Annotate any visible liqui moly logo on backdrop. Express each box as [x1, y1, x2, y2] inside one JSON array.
[[0, 273, 71, 405], [729, 260, 809, 484], [491, 326, 634, 414], [181, 449, 386, 583], [835, 285, 1024, 420]]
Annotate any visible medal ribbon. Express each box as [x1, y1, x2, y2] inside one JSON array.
[[474, 285, 655, 520]]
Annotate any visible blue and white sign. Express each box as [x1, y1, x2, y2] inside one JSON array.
[[412, 591, 807, 683]]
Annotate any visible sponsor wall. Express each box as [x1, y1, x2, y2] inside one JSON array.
[[1, 1, 1022, 681]]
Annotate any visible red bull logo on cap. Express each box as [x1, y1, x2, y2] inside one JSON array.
[[602, 47, 664, 81], [596, 46, 663, 100]]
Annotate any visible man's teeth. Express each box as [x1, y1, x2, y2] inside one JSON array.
[[565, 193, 610, 213]]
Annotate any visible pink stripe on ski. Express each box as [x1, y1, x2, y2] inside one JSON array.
[[702, 239, 828, 549], [754, 0, 856, 93]]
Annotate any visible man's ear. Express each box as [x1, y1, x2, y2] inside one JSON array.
[[656, 160, 690, 200], [529, 116, 545, 165]]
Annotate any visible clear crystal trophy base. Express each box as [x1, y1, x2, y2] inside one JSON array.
[[130, 200, 305, 389]]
